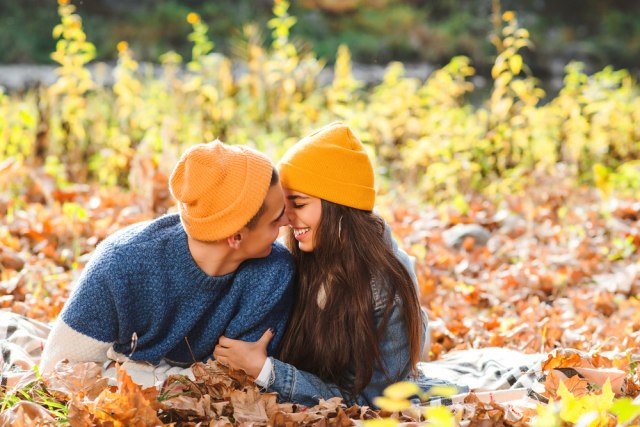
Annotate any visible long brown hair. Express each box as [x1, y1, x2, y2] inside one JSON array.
[[278, 200, 423, 395]]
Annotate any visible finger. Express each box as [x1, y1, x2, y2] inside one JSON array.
[[213, 346, 228, 358], [258, 328, 275, 346], [218, 336, 233, 346]]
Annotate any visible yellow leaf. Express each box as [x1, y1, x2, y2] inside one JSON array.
[[557, 378, 615, 424], [363, 419, 400, 427], [509, 54, 523, 75], [593, 378, 615, 412], [492, 56, 506, 79], [409, 244, 427, 261], [423, 406, 455, 427], [426, 385, 458, 398], [53, 24, 64, 39], [533, 402, 560, 427], [383, 381, 421, 400], [511, 79, 527, 98], [373, 396, 412, 412]]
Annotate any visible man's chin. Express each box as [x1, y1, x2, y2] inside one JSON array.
[[260, 246, 273, 257]]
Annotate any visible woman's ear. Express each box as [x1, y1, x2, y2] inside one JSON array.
[[227, 233, 243, 249]]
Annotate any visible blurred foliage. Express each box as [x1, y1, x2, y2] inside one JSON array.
[[0, 0, 638, 206], [1, 0, 640, 77]]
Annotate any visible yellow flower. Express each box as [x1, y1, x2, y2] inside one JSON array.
[[502, 11, 516, 21], [58, 0, 70, 5], [117, 41, 129, 53], [187, 12, 200, 25]]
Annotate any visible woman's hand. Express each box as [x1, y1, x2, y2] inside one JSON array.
[[213, 329, 273, 379]]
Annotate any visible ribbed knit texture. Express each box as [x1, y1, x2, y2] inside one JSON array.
[[278, 122, 375, 211], [170, 140, 274, 241], [59, 213, 294, 366]]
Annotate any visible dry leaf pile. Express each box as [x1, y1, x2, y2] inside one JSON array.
[[1, 162, 640, 425], [386, 181, 640, 360], [1, 360, 381, 426]]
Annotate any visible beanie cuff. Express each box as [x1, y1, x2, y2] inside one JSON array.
[[280, 162, 374, 211]]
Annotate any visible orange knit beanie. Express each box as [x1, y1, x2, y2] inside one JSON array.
[[169, 140, 273, 241], [278, 122, 375, 211]]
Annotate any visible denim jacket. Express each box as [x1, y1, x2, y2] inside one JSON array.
[[266, 225, 429, 407]]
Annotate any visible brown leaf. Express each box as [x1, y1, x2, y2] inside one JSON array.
[[543, 370, 561, 399], [541, 350, 584, 371], [0, 401, 56, 426], [45, 361, 109, 400], [86, 365, 162, 426], [562, 374, 590, 398], [160, 394, 207, 418], [0, 247, 24, 271], [229, 387, 269, 423]]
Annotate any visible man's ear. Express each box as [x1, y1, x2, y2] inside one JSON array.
[[227, 233, 243, 249]]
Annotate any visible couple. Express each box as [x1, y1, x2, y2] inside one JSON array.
[[40, 122, 428, 407]]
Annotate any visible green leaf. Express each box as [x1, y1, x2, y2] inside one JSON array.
[[451, 194, 468, 216], [611, 398, 640, 424], [19, 110, 35, 127]]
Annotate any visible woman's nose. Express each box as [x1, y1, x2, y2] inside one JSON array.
[[284, 205, 296, 224], [279, 212, 290, 227]]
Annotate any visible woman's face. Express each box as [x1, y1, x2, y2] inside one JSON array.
[[283, 189, 322, 252]]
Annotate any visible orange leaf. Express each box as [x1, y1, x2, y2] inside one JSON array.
[[562, 374, 590, 398]]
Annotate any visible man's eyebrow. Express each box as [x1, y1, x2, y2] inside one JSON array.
[[273, 205, 285, 222]]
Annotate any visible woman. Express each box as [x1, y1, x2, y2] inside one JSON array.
[[214, 122, 428, 407]]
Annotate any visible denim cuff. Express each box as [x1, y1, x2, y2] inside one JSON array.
[[270, 358, 296, 401]]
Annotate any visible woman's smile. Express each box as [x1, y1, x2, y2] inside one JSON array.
[[292, 227, 311, 240]]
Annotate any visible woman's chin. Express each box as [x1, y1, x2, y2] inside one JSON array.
[[297, 240, 314, 252]]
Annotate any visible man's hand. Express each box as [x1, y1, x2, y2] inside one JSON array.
[[213, 329, 273, 379]]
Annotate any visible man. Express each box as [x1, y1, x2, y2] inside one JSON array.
[[40, 140, 294, 386]]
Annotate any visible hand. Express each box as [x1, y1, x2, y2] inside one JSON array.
[[213, 329, 273, 379]]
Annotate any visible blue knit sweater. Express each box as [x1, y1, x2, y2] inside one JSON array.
[[59, 213, 295, 367]]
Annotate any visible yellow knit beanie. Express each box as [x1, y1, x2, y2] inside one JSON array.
[[279, 122, 375, 211], [169, 140, 273, 241]]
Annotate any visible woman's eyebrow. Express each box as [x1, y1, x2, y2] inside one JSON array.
[[286, 195, 308, 200]]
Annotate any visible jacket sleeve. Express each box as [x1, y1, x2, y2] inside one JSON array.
[[394, 240, 430, 353], [267, 298, 412, 408]]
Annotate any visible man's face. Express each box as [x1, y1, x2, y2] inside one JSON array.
[[237, 183, 288, 259]]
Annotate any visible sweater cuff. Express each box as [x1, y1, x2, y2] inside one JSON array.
[[40, 317, 112, 373], [255, 357, 273, 388]]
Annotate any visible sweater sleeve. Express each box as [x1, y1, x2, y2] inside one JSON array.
[[40, 242, 120, 372], [40, 318, 112, 373], [224, 244, 295, 356]]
